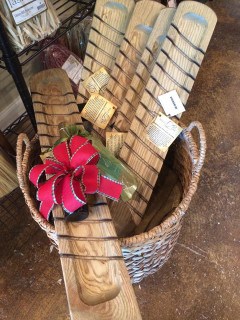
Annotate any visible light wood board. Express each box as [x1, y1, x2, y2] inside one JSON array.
[[113, 8, 176, 133], [93, 0, 165, 139], [0, 150, 18, 198], [134, 162, 182, 235], [30, 69, 141, 320], [118, 1, 217, 223], [77, 0, 135, 104], [109, 8, 176, 233]]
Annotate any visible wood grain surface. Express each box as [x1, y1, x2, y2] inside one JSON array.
[[134, 161, 182, 235], [113, 8, 176, 133], [117, 1, 217, 224], [93, 0, 165, 139], [106, 8, 176, 236], [0, 130, 18, 198], [30, 69, 141, 320], [0, 150, 18, 198], [77, 0, 135, 104]]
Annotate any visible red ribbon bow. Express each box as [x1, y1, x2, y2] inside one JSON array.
[[29, 136, 123, 220]]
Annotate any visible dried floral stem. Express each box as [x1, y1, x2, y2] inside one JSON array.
[[0, 0, 60, 52]]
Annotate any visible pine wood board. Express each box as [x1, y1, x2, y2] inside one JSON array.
[[134, 162, 181, 235], [77, 0, 135, 104], [113, 8, 176, 133], [30, 69, 141, 320], [117, 1, 217, 223], [93, 0, 165, 139], [108, 6, 174, 230], [0, 150, 18, 198], [0, 130, 17, 198]]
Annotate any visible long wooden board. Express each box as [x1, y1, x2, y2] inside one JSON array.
[[92, 0, 165, 139], [113, 8, 176, 133], [117, 1, 217, 223], [109, 8, 176, 232], [30, 69, 141, 320], [77, 0, 135, 104]]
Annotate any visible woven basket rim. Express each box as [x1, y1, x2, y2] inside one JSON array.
[[16, 121, 206, 247], [119, 122, 206, 246]]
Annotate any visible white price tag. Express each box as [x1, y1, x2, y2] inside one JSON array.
[[62, 55, 83, 85], [146, 112, 183, 150], [158, 90, 185, 117]]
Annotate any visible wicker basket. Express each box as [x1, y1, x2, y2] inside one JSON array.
[[16, 121, 206, 283]]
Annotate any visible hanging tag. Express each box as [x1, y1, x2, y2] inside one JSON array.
[[146, 112, 183, 150], [62, 55, 83, 85], [82, 68, 110, 95], [106, 132, 127, 156], [158, 90, 185, 117], [81, 94, 117, 129]]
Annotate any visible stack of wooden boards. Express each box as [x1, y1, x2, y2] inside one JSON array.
[[77, 0, 217, 228]]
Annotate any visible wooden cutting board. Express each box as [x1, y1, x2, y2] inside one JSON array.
[[116, 1, 217, 224], [92, 0, 165, 139], [77, 0, 135, 104], [30, 69, 141, 320]]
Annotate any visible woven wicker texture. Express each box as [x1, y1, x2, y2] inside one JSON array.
[[16, 121, 206, 283]]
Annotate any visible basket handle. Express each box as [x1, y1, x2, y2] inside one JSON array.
[[178, 121, 206, 215], [16, 133, 32, 188], [185, 121, 206, 175]]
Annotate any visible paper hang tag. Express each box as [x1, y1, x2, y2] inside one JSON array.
[[146, 112, 183, 150], [158, 90, 185, 117], [81, 94, 117, 129], [62, 55, 83, 85], [82, 68, 110, 95], [106, 132, 127, 156]]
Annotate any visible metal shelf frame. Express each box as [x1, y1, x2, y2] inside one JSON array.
[[0, 0, 95, 130]]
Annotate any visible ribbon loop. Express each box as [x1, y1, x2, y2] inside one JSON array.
[[62, 175, 86, 214], [82, 165, 99, 194], [70, 136, 89, 154], [53, 141, 71, 167], [70, 143, 100, 168]]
